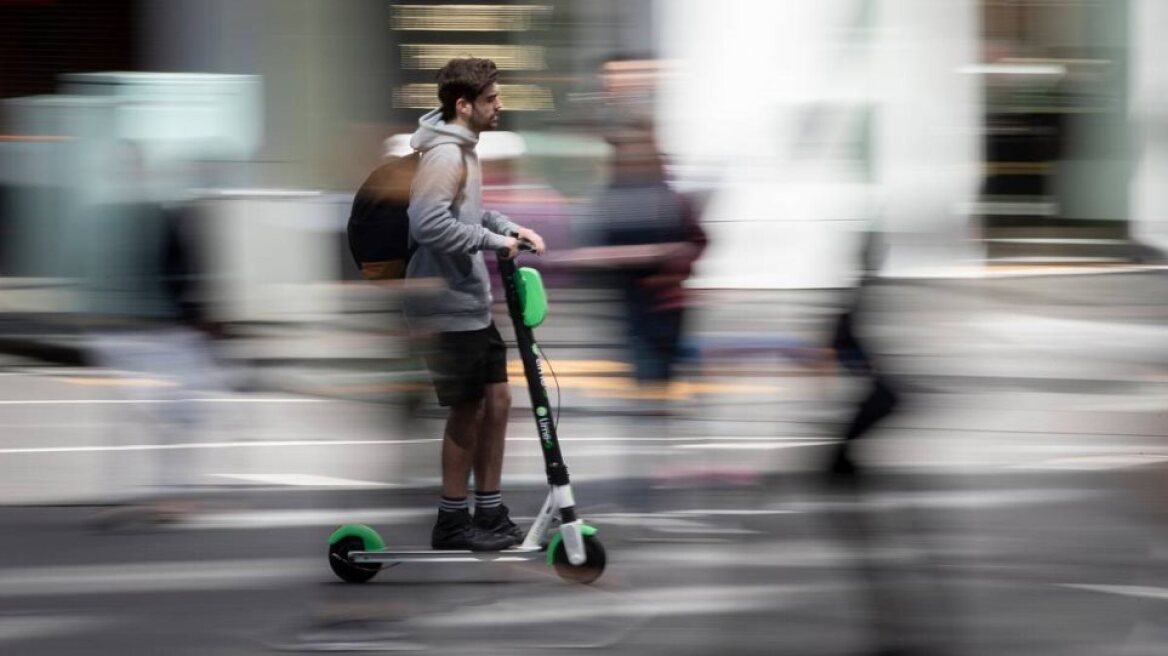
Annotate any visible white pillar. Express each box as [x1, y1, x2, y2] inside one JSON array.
[[1129, 0, 1168, 253], [872, 0, 983, 277], [658, 0, 982, 288]]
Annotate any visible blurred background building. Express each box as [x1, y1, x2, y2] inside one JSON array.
[[2, 0, 1163, 300]]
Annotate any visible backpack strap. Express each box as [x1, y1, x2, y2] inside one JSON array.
[[407, 147, 471, 253], [455, 148, 469, 204]]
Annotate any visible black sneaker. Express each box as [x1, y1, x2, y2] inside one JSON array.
[[431, 509, 515, 551], [474, 504, 525, 543]]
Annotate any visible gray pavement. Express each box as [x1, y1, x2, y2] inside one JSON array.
[[0, 270, 1164, 654]]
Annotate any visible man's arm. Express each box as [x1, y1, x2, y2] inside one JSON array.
[[483, 209, 546, 255], [409, 145, 511, 254], [481, 209, 519, 237]]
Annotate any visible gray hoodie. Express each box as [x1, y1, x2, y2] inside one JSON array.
[[405, 109, 519, 332]]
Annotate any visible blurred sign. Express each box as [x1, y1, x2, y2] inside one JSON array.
[[60, 72, 263, 161]]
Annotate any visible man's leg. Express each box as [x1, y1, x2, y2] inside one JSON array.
[[470, 324, 524, 542], [427, 325, 514, 551], [441, 399, 483, 499], [432, 397, 513, 550], [472, 382, 510, 493]]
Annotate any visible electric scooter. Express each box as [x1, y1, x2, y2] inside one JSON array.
[[327, 244, 606, 584]]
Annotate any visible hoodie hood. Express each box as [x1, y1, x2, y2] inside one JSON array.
[[409, 108, 478, 153]]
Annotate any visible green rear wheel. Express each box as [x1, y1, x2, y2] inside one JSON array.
[[328, 536, 381, 583]]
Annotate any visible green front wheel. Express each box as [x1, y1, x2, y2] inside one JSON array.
[[550, 534, 606, 585]]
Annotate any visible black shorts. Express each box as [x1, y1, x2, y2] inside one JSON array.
[[422, 322, 509, 407]]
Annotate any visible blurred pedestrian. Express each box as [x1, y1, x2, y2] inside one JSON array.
[[826, 229, 899, 482], [820, 229, 962, 656], [554, 55, 707, 520], [587, 55, 704, 395], [78, 142, 225, 526]]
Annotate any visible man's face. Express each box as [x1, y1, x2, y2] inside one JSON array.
[[469, 83, 502, 132]]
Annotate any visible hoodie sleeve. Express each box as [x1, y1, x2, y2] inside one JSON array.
[[481, 209, 519, 237], [408, 144, 510, 253]]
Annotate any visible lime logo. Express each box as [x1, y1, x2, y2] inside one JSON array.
[[532, 344, 540, 357], [536, 407, 548, 417]]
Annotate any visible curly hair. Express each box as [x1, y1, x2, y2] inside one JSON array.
[[437, 58, 499, 122]]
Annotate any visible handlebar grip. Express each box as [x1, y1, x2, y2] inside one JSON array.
[[496, 238, 536, 258]]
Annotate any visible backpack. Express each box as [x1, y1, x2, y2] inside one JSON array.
[[347, 150, 466, 281]]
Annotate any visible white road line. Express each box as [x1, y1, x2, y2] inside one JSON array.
[[544, 512, 757, 535], [175, 507, 779, 532], [1015, 455, 1168, 471], [175, 508, 431, 530], [0, 397, 326, 406], [416, 583, 836, 627], [785, 488, 1098, 511], [0, 438, 440, 454], [674, 441, 831, 450], [210, 473, 397, 488], [669, 509, 800, 516], [0, 559, 315, 597], [1059, 584, 1168, 601], [0, 435, 829, 455], [0, 616, 108, 643]]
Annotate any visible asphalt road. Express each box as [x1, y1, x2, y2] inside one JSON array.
[[0, 271, 1164, 654]]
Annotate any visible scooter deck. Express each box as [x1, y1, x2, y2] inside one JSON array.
[[349, 546, 545, 565]]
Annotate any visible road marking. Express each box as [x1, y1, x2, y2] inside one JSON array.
[[174, 508, 430, 530], [674, 440, 831, 450], [0, 397, 325, 406], [416, 583, 836, 627], [566, 377, 782, 399], [507, 360, 630, 376], [0, 559, 315, 597], [1059, 584, 1168, 601], [59, 377, 175, 387], [669, 509, 799, 516], [210, 473, 397, 488], [1015, 455, 1168, 471], [0, 438, 439, 455], [173, 507, 777, 532], [784, 488, 1098, 511], [555, 512, 757, 534], [0, 616, 107, 643], [0, 435, 826, 455]]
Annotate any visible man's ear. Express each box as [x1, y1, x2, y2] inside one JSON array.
[[455, 97, 471, 120]]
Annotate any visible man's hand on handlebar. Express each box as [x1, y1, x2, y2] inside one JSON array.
[[499, 236, 521, 260], [514, 227, 546, 255], [498, 227, 546, 260]]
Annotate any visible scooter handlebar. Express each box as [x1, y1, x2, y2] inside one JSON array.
[[496, 237, 537, 259]]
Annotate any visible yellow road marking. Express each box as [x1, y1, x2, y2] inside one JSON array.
[[506, 359, 630, 376], [548, 376, 780, 400]]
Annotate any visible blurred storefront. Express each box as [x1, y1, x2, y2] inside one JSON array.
[[1, 0, 1163, 297], [978, 0, 1148, 263]]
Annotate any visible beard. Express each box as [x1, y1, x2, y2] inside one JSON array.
[[470, 109, 498, 132]]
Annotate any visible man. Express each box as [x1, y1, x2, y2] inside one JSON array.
[[406, 57, 546, 551]]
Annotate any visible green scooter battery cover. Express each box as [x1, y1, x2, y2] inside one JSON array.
[[515, 267, 548, 328]]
